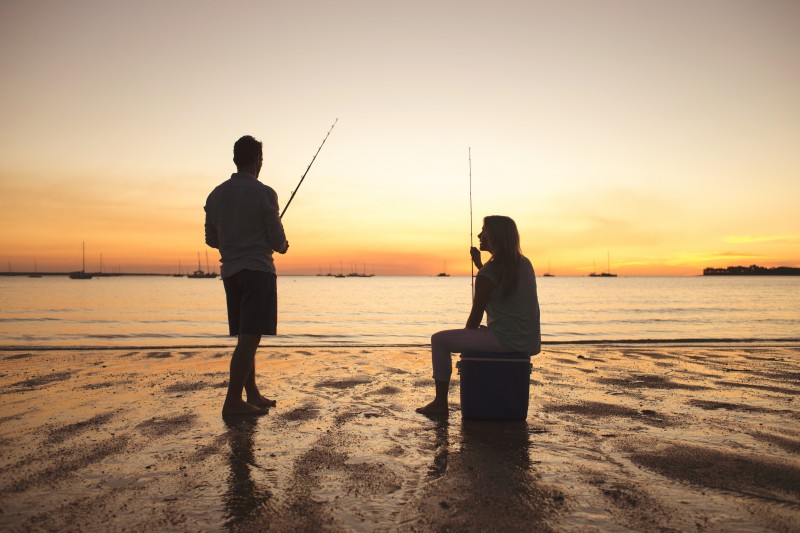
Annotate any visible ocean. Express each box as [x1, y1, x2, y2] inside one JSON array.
[[0, 275, 798, 349]]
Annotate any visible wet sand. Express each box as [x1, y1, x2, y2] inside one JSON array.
[[1, 343, 799, 532]]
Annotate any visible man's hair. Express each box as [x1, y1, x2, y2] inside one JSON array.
[[233, 135, 263, 167]]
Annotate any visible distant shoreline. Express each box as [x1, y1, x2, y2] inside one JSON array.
[[703, 265, 800, 276]]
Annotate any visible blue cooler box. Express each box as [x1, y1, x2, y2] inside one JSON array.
[[458, 351, 532, 420]]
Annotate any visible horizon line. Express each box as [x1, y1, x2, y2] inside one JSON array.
[[2, 338, 798, 352]]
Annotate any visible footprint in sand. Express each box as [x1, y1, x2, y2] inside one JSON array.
[[144, 351, 172, 359], [163, 381, 210, 394], [135, 413, 197, 438], [45, 411, 116, 444], [280, 404, 322, 422], [370, 385, 403, 395], [4, 353, 34, 361], [315, 378, 372, 389], [11, 371, 74, 391]]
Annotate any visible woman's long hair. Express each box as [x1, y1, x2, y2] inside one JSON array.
[[484, 215, 522, 297]]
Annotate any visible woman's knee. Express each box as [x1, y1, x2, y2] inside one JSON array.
[[432, 329, 458, 346]]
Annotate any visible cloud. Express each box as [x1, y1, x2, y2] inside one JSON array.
[[666, 251, 764, 266], [723, 235, 800, 244]]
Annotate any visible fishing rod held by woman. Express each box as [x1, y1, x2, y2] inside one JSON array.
[[416, 215, 541, 415]]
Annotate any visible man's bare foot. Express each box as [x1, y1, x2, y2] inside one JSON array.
[[415, 400, 448, 415], [247, 394, 277, 409], [222, 400, 269, 416]]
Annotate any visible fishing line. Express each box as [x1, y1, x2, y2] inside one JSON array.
[[280, 118, 338, 219]]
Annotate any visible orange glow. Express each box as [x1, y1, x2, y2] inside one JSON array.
[[2, 3, 799, 276]]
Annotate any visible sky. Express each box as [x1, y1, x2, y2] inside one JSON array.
[[1, 0, 798, 276]]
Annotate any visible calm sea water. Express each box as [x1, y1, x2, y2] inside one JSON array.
[[0, 275, 798, 348]]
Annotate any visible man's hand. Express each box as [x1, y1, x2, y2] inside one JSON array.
[[279, 241, 290, 254]]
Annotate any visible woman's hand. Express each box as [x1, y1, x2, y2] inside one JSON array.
[[470, 247, 483, 269]]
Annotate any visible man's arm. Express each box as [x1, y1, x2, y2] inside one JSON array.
[[466, 274, 495, 329], [204, 204, 219, 249], [263, 189, 288, 253]]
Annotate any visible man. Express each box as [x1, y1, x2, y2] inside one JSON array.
[[205, 135, 289, 416]]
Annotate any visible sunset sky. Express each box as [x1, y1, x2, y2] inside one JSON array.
[[1, 0, 798, 276]]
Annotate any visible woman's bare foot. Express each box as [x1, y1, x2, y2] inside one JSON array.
[[247, 394, 277, 409], [415, 399, 449, 415], [222, 399, 268, 416]]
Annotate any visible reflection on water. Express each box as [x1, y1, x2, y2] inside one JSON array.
[[460, 419, 532, 474], [423, 417, 532, 482], [417, 417, 561, 530], [221, 416, 272, 531], [426, 418, 449, 479]]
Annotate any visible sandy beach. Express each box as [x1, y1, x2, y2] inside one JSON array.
[[1, 343, 799, 532]]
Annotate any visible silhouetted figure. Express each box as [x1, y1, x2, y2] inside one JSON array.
[[205, 135, 289, 416], [417, 216, 540, 415]]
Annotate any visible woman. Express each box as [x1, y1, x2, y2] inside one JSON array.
[[417, 215, 541, 415]]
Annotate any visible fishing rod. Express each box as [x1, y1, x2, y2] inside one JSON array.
[[469, 147, 474, 297], [280, 118, 338, 219]]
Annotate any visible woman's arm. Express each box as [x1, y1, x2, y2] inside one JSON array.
[[466, 274, 495, 329]]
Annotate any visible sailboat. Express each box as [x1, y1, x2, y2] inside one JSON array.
[[589, 252, 617, 277], [29, 259, 43, 278], [437, 260, 450, 277], [69, 242, 93, 279], [543, 262, 554, 277], [187, 252, 216, 278], [334, 260, 346, 278], [205, 251, 218, 278], [173, 260, 184, 277], [358, 263, 374, 277]]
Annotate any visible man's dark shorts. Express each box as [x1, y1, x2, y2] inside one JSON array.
[[222, 269, 277, 336]]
